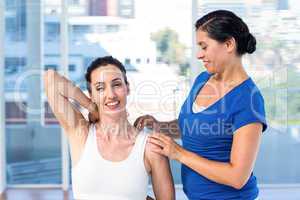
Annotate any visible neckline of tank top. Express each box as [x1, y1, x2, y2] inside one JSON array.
[[93, 124, 145, 164]]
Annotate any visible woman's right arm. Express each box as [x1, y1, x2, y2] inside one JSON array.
[[145, 143, 175, 200], [43, 69, 93, 136], [134, 116, 180, 138]]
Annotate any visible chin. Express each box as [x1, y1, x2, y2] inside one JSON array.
[[205, 66, 216, 74], [104, 109, 126, 118]]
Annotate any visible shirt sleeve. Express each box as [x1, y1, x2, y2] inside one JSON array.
[[232, 88, 268, 133]]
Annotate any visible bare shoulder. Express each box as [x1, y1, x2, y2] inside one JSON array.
[[144, 141, 169, 173]]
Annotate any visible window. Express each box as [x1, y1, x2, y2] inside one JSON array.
[[68, 64, 76, 72], [3, 0, 63, 185], [45, 64, 58, 71], [106, 25, 119, 32], [45, 22, 60, 41], [120, 0, 133, 6], [69, 0, 80, 5], [44, 102, 59, 125], [71, 25, 91, 41], [4, 0, 26, 41], [5, 57, 26, 75], [5, 101, 27, 125], [125, 58, 131, 64]]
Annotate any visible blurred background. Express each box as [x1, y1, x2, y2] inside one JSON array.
[[0, 0, 300, 199]]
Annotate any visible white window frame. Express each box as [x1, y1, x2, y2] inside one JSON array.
[[60, 0, 70, 191], [0, 0, 6, 195], [5, 0, 70, 190]]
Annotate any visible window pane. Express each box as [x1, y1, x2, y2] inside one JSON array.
[[5, 102, 27, 125], [5, 0, 62, 184]]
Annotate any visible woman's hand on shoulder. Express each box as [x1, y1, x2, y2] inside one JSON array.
[[134, 115, 160, 131], [148, 132, 183, 161]]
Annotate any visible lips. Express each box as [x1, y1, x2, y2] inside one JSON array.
[[105, 100, 120, 110], [203, 61, 209, 66]]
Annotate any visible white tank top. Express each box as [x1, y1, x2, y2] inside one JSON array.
[[71, 124, 149, 200]]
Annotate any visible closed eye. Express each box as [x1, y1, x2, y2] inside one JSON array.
[[96, 87, 104, 91], [113, 83, 122, 87]]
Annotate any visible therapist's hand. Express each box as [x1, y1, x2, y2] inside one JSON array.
[[134, 115, 160, 131], [148, 132, 184, 161]]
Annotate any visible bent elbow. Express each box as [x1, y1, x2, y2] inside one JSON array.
[[231, 178, 247, 190]]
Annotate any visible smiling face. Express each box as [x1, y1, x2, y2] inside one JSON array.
[[196, 30, 232, 74], [89, 64, 129, 118]]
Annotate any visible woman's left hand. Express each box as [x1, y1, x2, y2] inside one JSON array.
[[148, 133, 184, 161]]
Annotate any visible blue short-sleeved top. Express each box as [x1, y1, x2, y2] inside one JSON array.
[[178, 71, 267, 200]]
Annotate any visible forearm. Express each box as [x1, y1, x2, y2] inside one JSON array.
[[158, 119, 180, 138], [178, 148, 248, 189], [45, 69, 94, 112]]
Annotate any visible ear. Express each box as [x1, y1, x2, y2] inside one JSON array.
[[225, 37, 236, 54]]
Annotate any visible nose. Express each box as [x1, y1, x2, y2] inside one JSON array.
[[197, 49, 205, 60], [106, 86, 117, 99]]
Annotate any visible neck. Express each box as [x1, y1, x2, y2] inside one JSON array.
[[95, 114, 135, 139], [213, 57, 248, 84]]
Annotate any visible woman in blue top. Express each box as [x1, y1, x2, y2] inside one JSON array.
[[134, 10, 267, 200]]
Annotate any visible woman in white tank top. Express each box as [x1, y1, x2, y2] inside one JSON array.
[[44, 56, 175, 200]]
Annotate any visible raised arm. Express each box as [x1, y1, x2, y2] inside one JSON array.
[[134, 115, 181, 138], [145, 143, 175, 200], [43, 69, 95, 135]]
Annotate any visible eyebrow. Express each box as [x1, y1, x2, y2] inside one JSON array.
[[94, 78, 122, 86]]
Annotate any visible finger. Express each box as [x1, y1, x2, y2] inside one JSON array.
[[138, 118, 145, 130], [135, 118, 145, 131], [149, 133, 161, 141], [150, 147, 164, 155], [147, 142, 161, 150], [133, 117, 142, 128], [149, 144, 164, 155], [155, 133, 172, 144], [147, 137, 165, 148], [151, 133, 170, 144]]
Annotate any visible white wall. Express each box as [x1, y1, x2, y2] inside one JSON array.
[[0, 0, 6, 194]]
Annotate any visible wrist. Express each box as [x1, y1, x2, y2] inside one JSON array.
[[175, 145, 186, 162]]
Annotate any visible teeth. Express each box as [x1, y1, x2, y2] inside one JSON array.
[[107, 101, 118, 106]]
